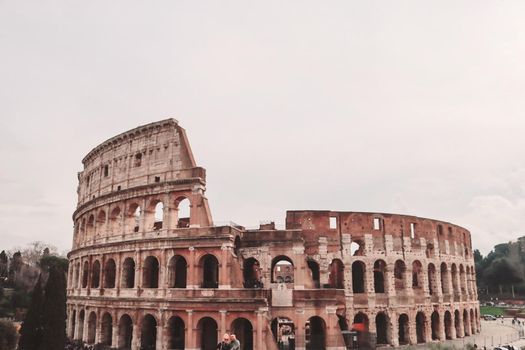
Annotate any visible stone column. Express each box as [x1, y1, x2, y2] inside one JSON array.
[[82, 313, 89, 342], [135, 250, 142, 290], [408, 313, 417, 345], [163, 193, 171, 230], [132, 323, 141, 349], [111, 322, 119, 348], [219, 310, 227, 337], [256, 309, 264, 350], [295, 309, 305, 350], [439, 312, 446, 341], [458, 311, 465, 338], [293, 245, 305, 289], [186, 310, 195, 350], [389, 311, 399, 347], [95, 310, 102, 344], [424, 312, 432, 343], [140, 198, 147, 235], [219, 244, 231, 289], [115, 252, 122, 295]]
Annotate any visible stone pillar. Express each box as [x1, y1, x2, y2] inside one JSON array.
[[439, 312, 446, 341], [188, 247, 197, 288], [132, 323, 141, 349], [135, 250, 142, 289], [389, 311, 399, 347], [95, 310, 102, 344], [386, 265, 396, 296], [140, 198, 147, 235], [219, 310, 227, 337], [295, 309, 306, 350], [219, 244, 231, 289], [293, 244, 306, 289], [111, 322, 119, 348], [115, 253, 122, 295], [458, 311, 465, 338], [256, 309, 264, 350], [82, 313, 89, 342], [74, 310, 82, 341], [163, 193, 171, 230], [408, 313, 417, 345], [186, 310, 195, 350], [100, 254, 105, 291]]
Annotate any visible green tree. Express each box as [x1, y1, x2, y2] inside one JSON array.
[[39, 255, 68, 273], [0, 320, 18, 350], [18, 277, 44, 350], [39, 266, 66, 350]]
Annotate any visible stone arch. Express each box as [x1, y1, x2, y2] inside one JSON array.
[[394, 260, 406, 291], [153, 200, 164, 230], [351, 240, 365, 256], [78, 310, 85, 341], [96, 209, 106, 234], [82, 261, 89, 288], [375, 312, 389, 345], [412, 260, 423, 290], [87, 311, 97, 344], [118, 314, 133, 350], [167, 316, 185, 350], [444, 311, 452, 340], [451, 264, 459, 295], [197, 317, 218, 350], [306, 258, 320, 288], [121, 257, 135, 288], [431, 311, 440, 340], [143, 256, 159, 288], [101, 312, 113, 346], [87, 214, 95, 236], [174, 196, 191, 228], [454, 310, 461, 338], [231, 317, 254, 350], [270, 317, 295, 347], [109, 206, 122, 234], [127, 203, 141, 233], [352, 261, 366, 293], [168, 255, 187, 288], [328, 259, 344, 289], [353, 313, 369, 332], [271, 255, 294, 284], [141, 314, 157, 350], [398, 313, 409, 345], [71, 309, 77, 339], [460, 264, 467, 295], [470, 309, 475, 335], [103, 258, 116, 288], [440, 263, 450, 295], [244, 257, 262, 288], [463, 309, 470, 336], [200, 254, 219, 288], [91, 260, 101, 288], [306, 316, 326, 350], [233, 236, 241, 256], [416, 312, 426, 344], [373, 259, 387, 293], [428, 263, 438, 295]]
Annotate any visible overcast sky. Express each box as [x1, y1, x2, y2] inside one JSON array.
[[1, 1, 525, 255]]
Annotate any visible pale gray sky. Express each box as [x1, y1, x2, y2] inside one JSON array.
[[1, 1, 525, 255]]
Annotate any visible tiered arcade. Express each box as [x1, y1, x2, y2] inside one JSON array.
[[66, 119, 480, 350]]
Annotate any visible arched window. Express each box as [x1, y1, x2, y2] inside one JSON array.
[[329, 259, 344, 289], [352, 261, 366, 293], [127, 204, 141, 233], [109, 207, 122, 235], [306, 259, 320, 288], [87, 311, 97, 344], [416, 312, 426, 343], [428, 263, 437, 295], [143, 256, 159, 288], [375, 312, 389, 345], [398, 314, 409, 345], [78, 310, 85, 341], [104, 259, 116, 288], [121, 258, 135, 288], [353, 313, 369, 332], [431, 311, 440, 340], [271, 256, 294, 284], [440, 263, 450, 295], [200, 254, 219, 288], [394, 260, 406, 292], [71, 309, 77, 339], [412, 260, 423, 290], [91, 260, 101, 288], [231, 318, 254, 350], [244, 257, 262, 288], [306, 316, 326, 350], [463, 309, 470, 336], [444, 311, 452, 340], [118, 314, 133, 349], [87, 215, 95, 236], [82, 261, 89, 288], [97, 210, 106, 235], [101, 313, 113, 346], [451, 264, 459, 295], [454, 310, 461, 338], [175, 197, 191, 228], [168, 255, 187, 288], [140, 314, 157, 350], [167, 316, 185, 350], [271, 317, 295, 347], [460, 264, 467, 295], [373, 260, 386, 293], [197, 317, 218, 350], [153, 201, 164, 230]]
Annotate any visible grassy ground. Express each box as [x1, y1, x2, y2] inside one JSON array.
[[480, 305, 505, 316]]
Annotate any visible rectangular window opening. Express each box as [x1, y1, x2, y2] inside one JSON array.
[[104, 165, 109, 177], [329, 217, 337, 229], [410, 223, 416, 239], [373, 217, 382, 230], [154, 176, 161, 183]]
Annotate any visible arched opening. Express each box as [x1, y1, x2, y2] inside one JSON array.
[[87, 215, 95, 236], [426, 242, 435, 258], [167, 316, 185, 350], [109, 206, 122, 234], [141, 314, 157, 350], [82, 261, 89, 288], [431, 311, 440, 340], [118, 314, 133, 350], [470, 309, 475, 335], [97, 210, 106, 235], [143, 256, 159, 288], [454, 310, 461, 338], [306, 259, 320, 288], [398, 314, 409, 345], [127, 203, 141, 233], [444, 311, 452, 340], [440, 263, 450, 295], [231, 318, 254, 350], [101, 313, 113, 346], [74, 262, 80, 288], [243, 257, 262, 288], [460, 265, 467, 295], [373, 260, 386, 293], [451, 264, 459, 295], [428, 263, 437, 295], [271, 256, 294, 284], [78, 310, 85, 341], [103, 259, 116, 288], [201, 254, 219, 288], [168, 255, 187, 288], [121, 257, 135, 288], [416, 312, 426, 344], [175, 197, 191, 228], [353, 313, 369, 332], [87, 311, 97, 344], [197, 317, 218, 350], [394, 260, 406, 292], [271, 317, 295, 350], [375, 312, 389, 345], [329, 259, 344, 289], [234, 236, 241, 256], [91, 260, 101, 288], [463, 309, 470, 336], [71, 309, 77, 339], [306, 316, 326, 350], [153, 201, 164, 230], [412, 260, 423, 290], [352, 261, 366, 293]]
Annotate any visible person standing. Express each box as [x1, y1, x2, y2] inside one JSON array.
[[230, 334, 241, 350], [217, 333, 233, 350]]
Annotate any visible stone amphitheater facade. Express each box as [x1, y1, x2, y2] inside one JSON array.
[[66, 119, 480, 350]]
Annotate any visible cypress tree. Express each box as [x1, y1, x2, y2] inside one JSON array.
[[39, 266, 67, 350], [18, 276, 44, 350]]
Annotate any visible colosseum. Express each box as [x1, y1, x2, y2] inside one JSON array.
[[66, 119, 480, 350]]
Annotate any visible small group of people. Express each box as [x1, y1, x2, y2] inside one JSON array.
[[217, 333, 241, 350]]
